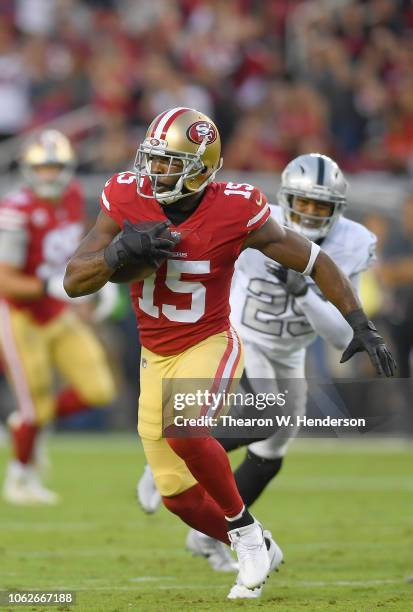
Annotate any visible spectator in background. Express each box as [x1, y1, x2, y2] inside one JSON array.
[[0, 18, 31, 140], [2, 1, 413, 175]]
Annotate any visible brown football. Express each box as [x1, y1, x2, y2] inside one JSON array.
[[109, 221, 177, 284]]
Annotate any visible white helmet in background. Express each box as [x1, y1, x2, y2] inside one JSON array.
[[278, 153, 348, 241], [20, 130, 75, 199]]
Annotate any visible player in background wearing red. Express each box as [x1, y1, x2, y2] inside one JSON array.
[[64, 107, 395, 595], [0, 130, 116, 505]]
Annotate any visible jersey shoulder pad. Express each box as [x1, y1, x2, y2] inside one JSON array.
[[327, 217, 377, 275], [215, 181, 270, 233], [99, 171, 138, 218], [269, 203, 285, 225], [66, 179, 84, 200]]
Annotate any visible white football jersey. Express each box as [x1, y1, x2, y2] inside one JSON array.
[[230, 204, 377, 357]]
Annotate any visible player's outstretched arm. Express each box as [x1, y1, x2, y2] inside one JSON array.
[[244, 217, 360, 313], [244, 217, 396, 376], [64, 212, 178, 297], [64, 211, 120, 297]]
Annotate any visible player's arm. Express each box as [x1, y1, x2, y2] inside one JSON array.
[[244, 217, 396, 376], [64, 211, 121, 297], [244, 217, 359, 313], [0, 261, 44, 300], [267, 260, 356, 350], [64, 211, 177, 297], [0, 224, 44, 300], [295, 285, 354, 350]]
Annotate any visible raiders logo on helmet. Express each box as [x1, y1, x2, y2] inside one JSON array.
[[186, 121, 217, 145]]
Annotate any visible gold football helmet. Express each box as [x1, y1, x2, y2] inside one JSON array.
[[134, 107, 222, 204], [20, 129, 76, 199]]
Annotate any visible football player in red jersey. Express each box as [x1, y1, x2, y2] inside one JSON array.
[[0, 130, 116, 505], [64, 107, 395, 593]]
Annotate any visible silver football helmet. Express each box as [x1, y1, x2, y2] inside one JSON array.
[[279, 153, 348, 241]]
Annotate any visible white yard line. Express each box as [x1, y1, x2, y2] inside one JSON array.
[[0, 522, 97, 531], [4, 549, 188, 557], [13, 578, 410, 592]]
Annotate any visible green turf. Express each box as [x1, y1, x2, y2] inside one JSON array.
[[0, 435, 412, 611]]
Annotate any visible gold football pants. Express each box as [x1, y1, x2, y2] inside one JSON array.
[[139, 328, 244, 497], [0, 304, 116, 425]]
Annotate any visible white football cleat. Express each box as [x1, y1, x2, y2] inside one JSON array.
[[186, 529, 238, 572], [136, 464, 162, 514], [227, 520, 270, 590], [227, 575, 262, 599], [3, 461, 59, 505], [227, 530, 283, 599]]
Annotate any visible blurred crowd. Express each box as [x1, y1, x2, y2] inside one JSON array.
[[0, 0, 412, 436], [1, 0, 413, 174]]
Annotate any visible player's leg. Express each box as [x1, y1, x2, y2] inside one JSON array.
[[49, 311, 116, 417], [165, 330, 278, 588], [165, 329, 247, 519], [141, 436, 238, 571], [138, 332, 278, 590], [0, 304, 58, 504], [138, 344, 231, 543]]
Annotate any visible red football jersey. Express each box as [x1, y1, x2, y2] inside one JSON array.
[[0, 182, 85, 323], [100, 172, 270, 355]]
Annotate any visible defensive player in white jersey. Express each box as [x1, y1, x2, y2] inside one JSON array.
[[136, 153, 379, 595]]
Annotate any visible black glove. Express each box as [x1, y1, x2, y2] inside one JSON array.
[[104, 220, 179, 270], [265, 262, 308, 297], [340, 309, 396, 377]]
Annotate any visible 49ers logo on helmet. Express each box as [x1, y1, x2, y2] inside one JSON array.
[[186, 121, 217, 145]]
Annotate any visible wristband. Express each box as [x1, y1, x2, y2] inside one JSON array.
[[344, 309, 374, 330]]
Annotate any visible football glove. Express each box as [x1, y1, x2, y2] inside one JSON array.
[[340, 309, 396, 377], [265, 262, 308, 297], [104, 220, 179, 270]]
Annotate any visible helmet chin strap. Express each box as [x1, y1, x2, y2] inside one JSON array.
[[154, 176, 185, 205]]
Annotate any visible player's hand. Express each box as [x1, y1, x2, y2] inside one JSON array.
[[340, 310, 396, 377], [265, 262, 308, 297], [104, 220, 179, 269]]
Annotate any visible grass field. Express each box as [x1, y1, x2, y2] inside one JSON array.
[[0, 435, 412, 611]]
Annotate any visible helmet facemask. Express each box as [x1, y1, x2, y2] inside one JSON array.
[[135, 136, 220, 205], [279, 153, 348, 241], [22, 163, 74, 200], [281, 193, 345, 241]]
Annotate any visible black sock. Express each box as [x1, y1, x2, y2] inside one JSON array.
[[226, 507, 254, 531], [234, 450, 284, 508]]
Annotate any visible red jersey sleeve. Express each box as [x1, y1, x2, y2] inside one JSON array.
[[99, 172, 139, 228], [99, 174, 121, 227], [244, 187, 270, 233]]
